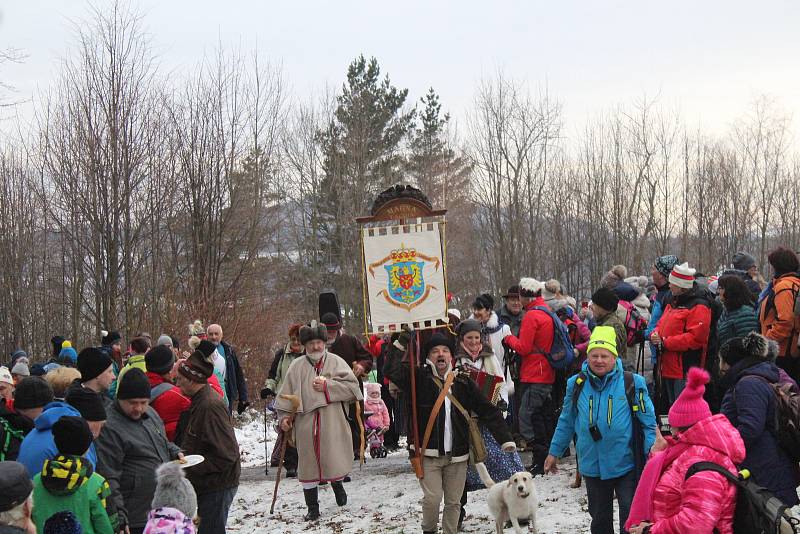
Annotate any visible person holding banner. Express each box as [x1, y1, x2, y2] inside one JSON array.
[[384, 330, 515, 534]]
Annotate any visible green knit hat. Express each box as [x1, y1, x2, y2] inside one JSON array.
[[587, 326, 618, 357]]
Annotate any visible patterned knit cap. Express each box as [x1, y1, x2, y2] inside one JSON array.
[[654, 255, 679, 277]]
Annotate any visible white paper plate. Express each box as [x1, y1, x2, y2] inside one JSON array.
[[177, 454, 204, 468]]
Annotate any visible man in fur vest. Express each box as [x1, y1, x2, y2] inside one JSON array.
[[276, 321, 363, 521]]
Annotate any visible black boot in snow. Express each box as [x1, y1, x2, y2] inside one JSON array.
[[331, 480, 348, 506], [303, 488, 320, 521]]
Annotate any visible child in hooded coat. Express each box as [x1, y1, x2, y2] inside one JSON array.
[[363, 382, 390, 431], [32, 416, 114, 534]]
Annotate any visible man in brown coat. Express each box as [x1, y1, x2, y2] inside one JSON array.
[[176, 349, 241, 534], [276, 321, 363, 521]]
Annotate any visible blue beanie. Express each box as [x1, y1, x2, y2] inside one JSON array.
[[58, 347, 78, 365]]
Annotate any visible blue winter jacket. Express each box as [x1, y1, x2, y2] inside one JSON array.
[[549, 359, 657, 480], [16, 401, 98, 478], [646, 285, 671, 364], [720, 360, 800, 506]]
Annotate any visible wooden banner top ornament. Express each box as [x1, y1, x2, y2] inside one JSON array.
[[358, 185, 448, 335]]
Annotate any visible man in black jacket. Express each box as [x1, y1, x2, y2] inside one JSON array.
[[384, 331, 515, 534]]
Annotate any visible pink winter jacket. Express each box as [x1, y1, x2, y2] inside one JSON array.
[[364, 384, 390, 429], [650, 414, 746, 534]]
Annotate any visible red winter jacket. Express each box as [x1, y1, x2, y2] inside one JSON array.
[[654, 287, 712, 380], [504, 297, 555, 384], [146, 372, 191, 442], [649, 414, 745, 534]]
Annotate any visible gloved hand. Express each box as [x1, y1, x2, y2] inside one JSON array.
[[501, 335, 513, 351], [259, 387, 274, 400], [496, 398, 508, 412], [395, 327, 413, 351], [237, 401, 250, 415]]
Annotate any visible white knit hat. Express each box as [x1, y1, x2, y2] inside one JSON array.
[[669, 262, 696, 289], [0, 366, 13, 386]]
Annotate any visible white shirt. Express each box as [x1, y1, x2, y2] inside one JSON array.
[[443, 396, 453, 453], [213, 345, 227, 380]]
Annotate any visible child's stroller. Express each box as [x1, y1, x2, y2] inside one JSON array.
[[365, 418, 388, 458]]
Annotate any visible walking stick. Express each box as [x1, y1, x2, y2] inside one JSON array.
[[263, 400, 270, 476], [407, 328, 423, 479], [270, 394, 300, 514]]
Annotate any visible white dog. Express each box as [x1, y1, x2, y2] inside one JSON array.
[[476, 463, 538, 534]]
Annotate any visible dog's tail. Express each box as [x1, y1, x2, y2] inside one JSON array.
[[474, 462, 495, 488]]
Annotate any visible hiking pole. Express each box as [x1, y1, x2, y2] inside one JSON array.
[[263, 398, 271, 476], [270, 394, 300, 514]]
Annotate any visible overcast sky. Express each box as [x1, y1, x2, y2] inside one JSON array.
[[1, 0, 799, 141]]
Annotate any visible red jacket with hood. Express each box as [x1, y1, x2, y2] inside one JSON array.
[[503, 297, 555, 384], [146, 372, 191, 442]]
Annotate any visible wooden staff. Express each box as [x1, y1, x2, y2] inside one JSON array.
[[408, 328, 423, 478], [270, 394, 300, 514]]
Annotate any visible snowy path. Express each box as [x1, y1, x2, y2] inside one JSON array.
[[230, 416, 599, 533]]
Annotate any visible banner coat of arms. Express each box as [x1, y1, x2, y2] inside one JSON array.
[[362, 222, 447, 331]]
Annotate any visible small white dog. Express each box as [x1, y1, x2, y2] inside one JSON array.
[[476, 463, 538, 534]]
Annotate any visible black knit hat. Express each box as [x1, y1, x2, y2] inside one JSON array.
[[117, 368, 151, 400], [591, 287, 619, 312], [146, 345, 175, 375], [101, 330, 122, 346], [0, 461, 32, 512], [178, 350, 214, 383], [424, 333, 455, 357], [196, 340, 217, 358], [77, 347, 113, 383], [65, 386, 106, 421], [44, 511, 83, 534], [53, 416, 93, 456], [13, 376, 54, 410]]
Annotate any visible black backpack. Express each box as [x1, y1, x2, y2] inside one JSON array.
[[685, 462, 799, 534], [572, 370, 647, 478]]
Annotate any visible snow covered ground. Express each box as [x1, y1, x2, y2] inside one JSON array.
[[230, 413, 601, 533]]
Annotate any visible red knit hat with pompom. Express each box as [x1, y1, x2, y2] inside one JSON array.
[[668, 367, 712, 428]]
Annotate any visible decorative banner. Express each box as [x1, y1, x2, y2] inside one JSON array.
[[362, 222, 447, 332]]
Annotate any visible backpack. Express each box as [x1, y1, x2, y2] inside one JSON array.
[[618, 300, 648, 347], [531, 306, 575, 370], [738, 375, 800, 463], [685, 461, 799, 534], [0, 417, 25, 461], [572, 370, 647, 478]]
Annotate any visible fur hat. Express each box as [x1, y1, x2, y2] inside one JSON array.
[[669, 262, 696, 289], [424, 333, 455, 358], [668, 367, 712, 428], [299, 321, 328, 345], [602, 265, 628, 288], [77, 347, 113, 383], [719, 332, 769, 366], [188, 320, 205, 337], [53, 416, 93, 456], [519, 278, 544, 297], [151, 461, 197, 519]]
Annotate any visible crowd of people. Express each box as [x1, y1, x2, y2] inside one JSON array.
[[0, 323, 245, 534], [1, 246, 800, 534]]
